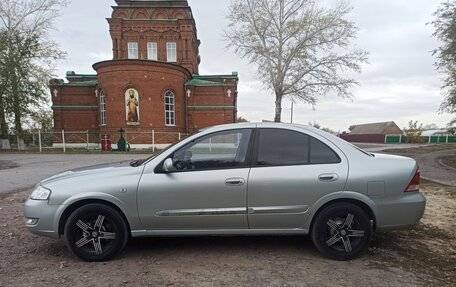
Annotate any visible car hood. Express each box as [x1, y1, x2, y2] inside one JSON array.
[[40, 160, 137, 185]]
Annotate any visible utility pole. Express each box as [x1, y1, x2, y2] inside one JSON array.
[[290, 101, 294, 123]]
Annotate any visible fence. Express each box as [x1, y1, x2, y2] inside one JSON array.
[[0, 130, 189, 152], [384, 134, 456, 144]]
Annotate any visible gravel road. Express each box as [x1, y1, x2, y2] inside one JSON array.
[[0, 153, 147, 193], [412, 149, 456, 186]]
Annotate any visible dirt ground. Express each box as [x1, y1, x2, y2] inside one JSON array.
[[0, 179, 454, 287]]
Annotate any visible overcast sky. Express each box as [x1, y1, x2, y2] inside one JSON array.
[[50, 0, 453, 132]]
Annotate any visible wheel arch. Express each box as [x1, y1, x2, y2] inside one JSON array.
[[58, 199, 132, 237], [308, 196, 378, 233]]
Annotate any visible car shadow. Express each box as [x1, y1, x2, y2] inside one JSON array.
[[123, 235, 318, 258]]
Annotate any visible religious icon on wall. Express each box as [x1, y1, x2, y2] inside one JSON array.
[[125, 88, 140, 125]]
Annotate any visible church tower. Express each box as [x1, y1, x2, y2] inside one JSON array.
[[108, 0, 200, 74], [50, 0, 239, 147]]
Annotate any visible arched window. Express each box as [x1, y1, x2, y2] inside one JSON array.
[[100, 91, 106, 126], [165, 90, 175, 126]]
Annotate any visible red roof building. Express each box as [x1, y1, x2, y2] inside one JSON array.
[[340, 121, 403, 143]]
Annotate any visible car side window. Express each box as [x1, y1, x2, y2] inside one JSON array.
[[172, 129, 252, 171], [256, 129, 309, 166], [255, 128, 341, 166], [310, 137, 341, 164]]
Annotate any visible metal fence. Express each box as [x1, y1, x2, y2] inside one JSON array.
[[0, 130, 189, 152], [385, 134, 456, 144]]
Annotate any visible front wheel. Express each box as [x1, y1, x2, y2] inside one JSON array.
[[311, 203, 373, 260], [64, 203, 129, 261]]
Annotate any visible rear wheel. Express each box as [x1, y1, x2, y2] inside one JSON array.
[[311, 203, 372, 260], [64, 203, 129, 261]]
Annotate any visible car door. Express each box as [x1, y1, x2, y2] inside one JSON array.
[[247, 128, 348, 229], [137, 128, 253, 230]]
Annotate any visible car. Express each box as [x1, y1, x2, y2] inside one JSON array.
[[24, 122, 426, 261]]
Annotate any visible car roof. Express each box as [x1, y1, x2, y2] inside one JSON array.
[[201, 122, 365, 157], [202, 122, 320, 133]]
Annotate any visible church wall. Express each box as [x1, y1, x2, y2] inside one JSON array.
[[94, 60, 191, 134], [50, 85, 98, 132]]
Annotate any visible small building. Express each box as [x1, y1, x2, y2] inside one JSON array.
[[50, 0, 239, 148], [340, 121, 402, 143]]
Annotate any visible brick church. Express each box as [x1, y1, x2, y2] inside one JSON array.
[[50, 0, 238, 145]]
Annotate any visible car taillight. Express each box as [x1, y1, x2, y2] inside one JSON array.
[[405, 169, 420, 192]]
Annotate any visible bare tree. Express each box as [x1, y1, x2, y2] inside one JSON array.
[[0, 0, 67, 137], [225, 0, 368, 122], [0, 0, 64, 34]]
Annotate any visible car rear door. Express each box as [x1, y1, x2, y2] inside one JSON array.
[[247, 127, 349, 229]]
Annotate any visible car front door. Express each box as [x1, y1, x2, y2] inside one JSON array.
[[247, 128, 349, 229], [137, 129, 253, 230]]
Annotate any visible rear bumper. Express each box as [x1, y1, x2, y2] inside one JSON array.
[[375, 192, 426, 231]]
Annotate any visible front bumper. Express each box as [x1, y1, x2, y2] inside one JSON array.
[[375, 191, 426, 231], [24, 198, 62, 239]]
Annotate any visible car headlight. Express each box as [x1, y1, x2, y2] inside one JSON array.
[[30, 185, 51, 200]]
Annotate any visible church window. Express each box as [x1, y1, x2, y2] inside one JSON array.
[[147, 42, 158, 60], [166, 42, 177, 62], [128, 42, 138, 59], [165, 91, 175, 126], [100, 91, 107, 126]]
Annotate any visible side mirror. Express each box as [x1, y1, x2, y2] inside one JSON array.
[[162, 158, 174, 172]]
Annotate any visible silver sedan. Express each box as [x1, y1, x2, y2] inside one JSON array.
[[24, 122, 426, 261]]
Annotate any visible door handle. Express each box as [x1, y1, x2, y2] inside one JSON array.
[[318, 173, 339, 182], [225, 178, 245, 186]]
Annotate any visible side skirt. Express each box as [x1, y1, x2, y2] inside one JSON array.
[[130, 228, 309, 237]]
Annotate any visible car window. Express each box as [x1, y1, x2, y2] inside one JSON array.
[[256, 129, 309, 166], [310, 137, 341, 164], [255, 128, 341, 166], [172, 129, 252, 171]]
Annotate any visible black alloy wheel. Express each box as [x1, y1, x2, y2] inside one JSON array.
[[64, 203, 129, 261], [311, 202, 373, 260]]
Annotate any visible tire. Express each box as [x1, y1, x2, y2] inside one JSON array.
[[63, 203, 129, 261], [310, 202, 373, 260]]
